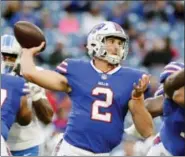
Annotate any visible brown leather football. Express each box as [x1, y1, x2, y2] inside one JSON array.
[[14, 21, 46, 52]]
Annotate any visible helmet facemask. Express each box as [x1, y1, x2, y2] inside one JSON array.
[[1, 34, 22, 74], [1, 53, 18, 74], [87, 34, 129, 65]]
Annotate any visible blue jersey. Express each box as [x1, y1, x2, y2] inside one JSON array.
[[55, 59, 150, 153], [160, 98, 185, 156], [1, 74, 26, 140]]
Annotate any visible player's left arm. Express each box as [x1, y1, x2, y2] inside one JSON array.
[[29, 82, 54, 125], [128, 74, 154, 138], [32, 98, 54, 125], [163, 69, 184, 107], [16, 96, 32, 126], [145, 95, 164, 118]]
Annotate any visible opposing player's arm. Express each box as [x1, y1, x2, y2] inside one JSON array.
[[21, 43, 70, 92], [145, 95, 164, 118], [128, 75, 154, 138], [28, 82, 54, 124], [32, 98, 54, 125], [163, 69, 184, 107], [16, 96, 32, 126], [163, 69, 184, 98]]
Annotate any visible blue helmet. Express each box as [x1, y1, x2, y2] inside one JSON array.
[[154, 62, 184, 96]]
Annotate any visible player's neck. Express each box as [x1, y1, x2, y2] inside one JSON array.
[[93, 58, 117, 73]]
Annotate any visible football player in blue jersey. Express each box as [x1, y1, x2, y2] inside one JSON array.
[[1, 56, 32, 156], [146, 62, 184, 118], [146, 62, 185, 156], [1, 34, 53, 156], [21, 21, 154, 155]]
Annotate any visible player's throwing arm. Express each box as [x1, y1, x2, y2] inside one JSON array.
[[21, 42, 71, 92]]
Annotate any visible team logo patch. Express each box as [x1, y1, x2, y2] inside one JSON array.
[[101, 74, 108, 80]]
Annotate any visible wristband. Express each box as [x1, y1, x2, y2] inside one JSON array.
[[132, 94, 144, 100]]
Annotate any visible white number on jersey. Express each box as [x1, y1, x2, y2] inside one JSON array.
[[1, 89, 7, 107], [91, 87, 113, 122]]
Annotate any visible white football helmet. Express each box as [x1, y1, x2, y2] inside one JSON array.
[[86, 21, 129, 65], [1, 34, 22, 73], [1, 54, 5, 74]]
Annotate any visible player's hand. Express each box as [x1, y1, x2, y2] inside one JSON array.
[[132, 74, 150, 98], [22, 42, 45, 56], [27, 82, 46, 101]]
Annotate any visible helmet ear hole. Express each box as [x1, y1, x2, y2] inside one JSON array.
[[102, 51, 107, 57]]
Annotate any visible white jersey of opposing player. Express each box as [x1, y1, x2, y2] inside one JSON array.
[[147, 133, 172, 156], [7, 66, 48, 151], [1, 135, 11, 156], [7, 113, 45, 151]]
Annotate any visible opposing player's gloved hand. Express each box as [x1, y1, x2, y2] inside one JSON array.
[[132, 74, 150, 98], [27, 82, 46, 101], [124, 124, 143, 139]]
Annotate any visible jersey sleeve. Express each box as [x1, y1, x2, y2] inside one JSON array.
[[55, 58, 76, 87], [154, 62, 184, 97], [55, 59, 69, 75], [154, 84, 164, 97], [160, 62, 184, 83]]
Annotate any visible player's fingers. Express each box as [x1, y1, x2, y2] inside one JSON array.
[[142, 74, 149, 82], [141, 75, 149, 87], [144, 75, 150, 83], [147, 75, 151, 83], [139, 79, 143, 88], [34, 42, 45, 52], [145, 75, 150, 83], [144, 76, 150, 87]]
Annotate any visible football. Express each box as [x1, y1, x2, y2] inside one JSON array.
[[14, 21, 46, 52]]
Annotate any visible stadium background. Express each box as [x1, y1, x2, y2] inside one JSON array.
[[1, 1, 184, 155]]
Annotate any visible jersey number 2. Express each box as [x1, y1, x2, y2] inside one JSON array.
[[91, 87, 113, 122], [1, 89, 7, 107]]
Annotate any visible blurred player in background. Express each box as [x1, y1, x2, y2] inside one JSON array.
[[21, 21, 154, 156], [1, 54, 32, 156], [147, 62, 184, 156], [1, 34, 54, 156]]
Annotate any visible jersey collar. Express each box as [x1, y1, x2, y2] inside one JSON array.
[[90, 60, 121, 75]]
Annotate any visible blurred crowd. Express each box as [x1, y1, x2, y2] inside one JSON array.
[[1, 1, 184, 149]]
